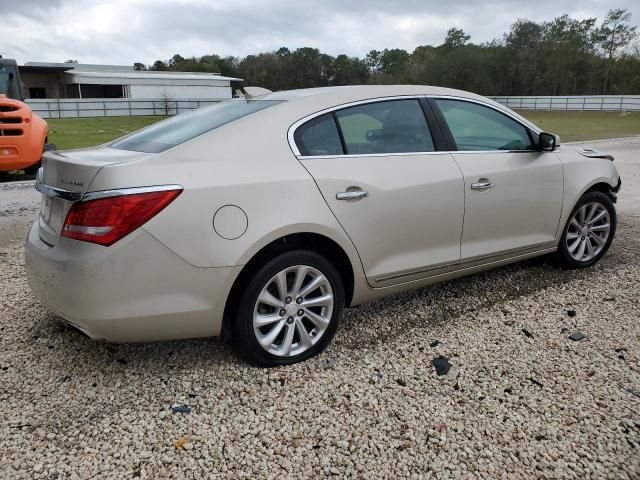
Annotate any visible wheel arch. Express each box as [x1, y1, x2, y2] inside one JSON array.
[[584, 180, 618, 202], [556, 178, 619, 245], [556, 183, 617, 268], [567, 178, 619, 221], [222, 231, 357, 338]]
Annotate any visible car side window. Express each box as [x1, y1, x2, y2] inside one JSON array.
[[434, 99, 535, 151], [335, 99, 435, 154], [295, 113, 344, 156]]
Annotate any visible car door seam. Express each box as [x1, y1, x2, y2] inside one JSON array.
[[554, 154, 567, 242], [448, 153, 466, 260], [294, 157, 371, 286]]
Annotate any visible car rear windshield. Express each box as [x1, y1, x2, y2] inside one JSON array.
[[110, 100, 283, 153]]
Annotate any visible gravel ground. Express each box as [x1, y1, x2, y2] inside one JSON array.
[[1, 139, 639, 479], [0, 181, 40, 218]]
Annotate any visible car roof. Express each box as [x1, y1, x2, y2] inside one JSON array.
[[259, 85, 540, 133], [262, 85, 486, 102]]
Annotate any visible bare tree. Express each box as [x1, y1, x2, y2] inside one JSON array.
[[596, 9, 638, 93], [160, 89, 175, 116]]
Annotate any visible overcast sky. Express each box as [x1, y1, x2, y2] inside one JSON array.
[[1, 0, 638, 66]]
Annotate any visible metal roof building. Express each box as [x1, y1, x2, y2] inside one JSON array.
[[19, 62, 242, 100]]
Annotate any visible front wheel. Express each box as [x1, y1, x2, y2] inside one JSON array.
[[557, 191, 616, 268], [231, 250, 345, 366]]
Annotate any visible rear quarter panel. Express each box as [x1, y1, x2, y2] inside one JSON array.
[[88, 106, 369, 301]]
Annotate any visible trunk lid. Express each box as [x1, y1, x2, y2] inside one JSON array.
[[37, 146, 150, 246]]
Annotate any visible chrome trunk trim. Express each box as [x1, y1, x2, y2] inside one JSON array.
[[35, 178, 83, 202], [35, 171, 183, 203], [82, 184, 184, 201]]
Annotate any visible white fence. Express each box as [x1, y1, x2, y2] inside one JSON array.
[[26, 94, 640, 119], [26, 98, 223, 119], [490, 95, 640, 111]]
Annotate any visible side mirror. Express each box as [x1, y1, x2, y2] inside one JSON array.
[[538, 132, 556, 151]]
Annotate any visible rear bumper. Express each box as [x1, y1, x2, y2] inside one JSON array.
[[25, 222, 241, 342]]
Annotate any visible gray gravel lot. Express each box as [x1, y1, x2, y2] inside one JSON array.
[[1, 139, 639, 479]]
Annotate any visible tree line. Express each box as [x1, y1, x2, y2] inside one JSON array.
[[135, 8, 639, 96]]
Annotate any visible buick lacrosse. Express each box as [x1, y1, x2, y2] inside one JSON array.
[[26, 85, 621, 365]]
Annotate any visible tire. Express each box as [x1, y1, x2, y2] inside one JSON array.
[[557, 191, 616, 268], [231, 250, 344, 366]]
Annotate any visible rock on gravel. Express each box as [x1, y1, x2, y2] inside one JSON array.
[[569, 331, 586, 342]]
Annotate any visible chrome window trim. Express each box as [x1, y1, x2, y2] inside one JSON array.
[[298, 151, 451, 160], [287, 95, 429, 157], [35, 177, 183, 203], [297, 150, 542, 160], [287, 94, 542, 158], [447, 150, 539, 155]]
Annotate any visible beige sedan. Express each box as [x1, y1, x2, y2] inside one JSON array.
[[25, 86, 621, 365]]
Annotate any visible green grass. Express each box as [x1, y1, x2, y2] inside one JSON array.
[[46, 116, 166, 150], [517, 110, 640, 142], [43, 110, 640, 151]]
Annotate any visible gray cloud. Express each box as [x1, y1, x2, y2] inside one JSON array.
[[1, 0, 638, 65], [0, 0, 65, 21]]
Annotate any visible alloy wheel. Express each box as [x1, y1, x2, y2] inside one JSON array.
[[253, 265, 334, 357], [565, 201, 611, 262]]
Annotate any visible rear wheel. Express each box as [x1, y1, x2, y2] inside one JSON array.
[[557, 191, 616, 268], [231, 250, 344, 366]]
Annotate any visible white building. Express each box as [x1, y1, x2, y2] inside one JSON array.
[[19, 62, 242, 100], [65, 70, 241, 100]]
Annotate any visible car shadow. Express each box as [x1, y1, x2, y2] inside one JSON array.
[[0, 171, 36, 183]]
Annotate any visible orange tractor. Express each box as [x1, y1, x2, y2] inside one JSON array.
[[0, 57, 50, 175]]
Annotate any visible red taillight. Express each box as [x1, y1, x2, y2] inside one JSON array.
[[62, 189, 182, 246]]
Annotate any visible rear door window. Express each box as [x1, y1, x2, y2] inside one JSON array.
[[111, 100, 282, 153], [295, 113, 344, 156], [335, 99, 434, 154]]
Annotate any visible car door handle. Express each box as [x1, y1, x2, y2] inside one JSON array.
[[470, 180, 494, 191], [336, 190, 369, 201]]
